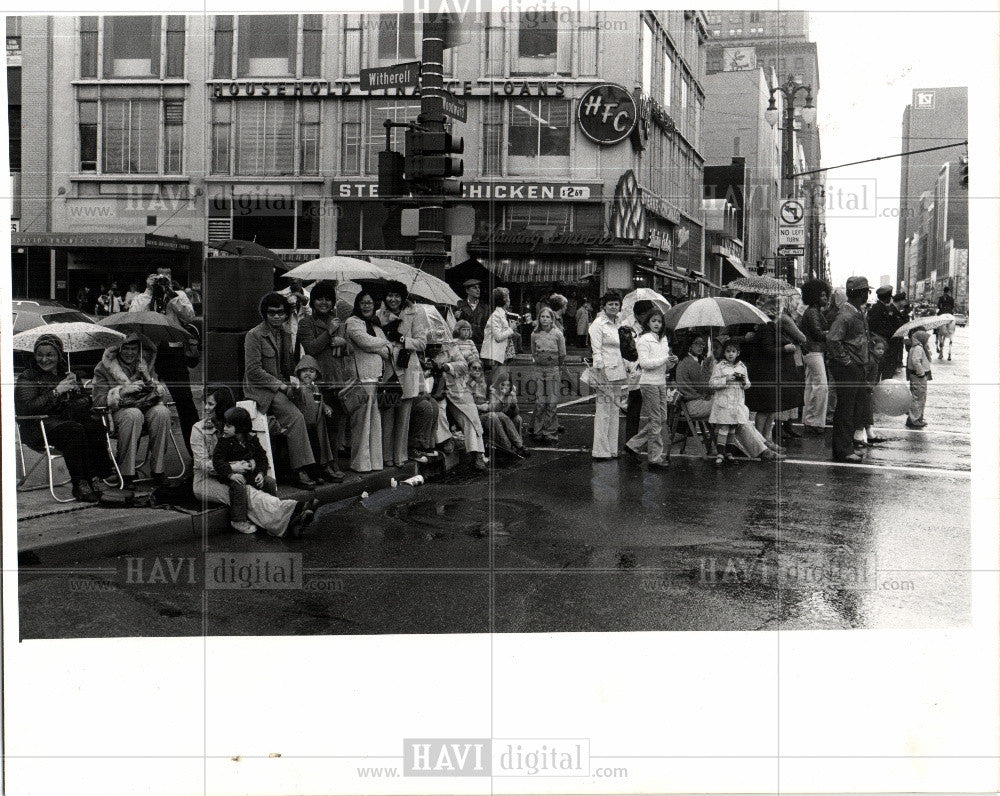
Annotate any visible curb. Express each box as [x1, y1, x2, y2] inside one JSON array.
[[19, 455, 458, 567]]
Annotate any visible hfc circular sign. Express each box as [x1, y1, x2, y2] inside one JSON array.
[[577, 84, 637, 145]]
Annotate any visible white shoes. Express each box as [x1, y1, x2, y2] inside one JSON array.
[[231, 520, 257, 534]]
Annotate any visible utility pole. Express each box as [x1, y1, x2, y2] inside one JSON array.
[[414, 12, 448, 280]]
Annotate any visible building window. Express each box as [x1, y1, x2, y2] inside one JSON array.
[[482, 100, 502, 175], [377, 13, 417, 61], [337, 203, 418, 252], [102, 99, 159, 173], [235, 99, 295, 175], [299, 102, 319, 175], [483, 13, 505, 76], [213, 15, 233, 78], [749, 11, 761, 23], [103, 16, 161, 78], [8, 105, 20, 172], [641, 20, 653, 96], [164, 101, 183, 173], [794, 57, 805, 72], [662, 55, 672, 107], [238, 15, 297, 77], [577, 12, 598, 76], [165, 16, 185, 77], [211, 102, 231, 174], [506, 204, 570, 232], [574, 204, 604, 233], [343, 15, 361, 76], [733, 136, 741, 157], [229, 198, 319, 250], [79, 101, 98, 171], [80, 17, 99, 78], [366, 100, 420, 172], [302, 14, 323, 77], [518, 11, 557, 58], [340, 102, 361, 174], [508, 99, 570, 158]]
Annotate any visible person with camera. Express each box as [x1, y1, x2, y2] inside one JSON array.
[[130, 271, 199, 453], [91, 332, 173, 490], [15, 334, 113, 502]]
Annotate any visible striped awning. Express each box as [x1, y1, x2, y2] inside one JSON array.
[[486, 258, 597, 284]]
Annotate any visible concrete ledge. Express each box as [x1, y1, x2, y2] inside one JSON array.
[[19, 458, 450, 567]]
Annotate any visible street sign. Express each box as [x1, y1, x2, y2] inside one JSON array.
[[778, 225, 806, 246], [778, 198, 804, 226], [360, 61, 421, 92], [440, 92, 467, 123], [778, 245, 804, 256]]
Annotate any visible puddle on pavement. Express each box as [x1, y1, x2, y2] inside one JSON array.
[[387, 497, 543, 540]]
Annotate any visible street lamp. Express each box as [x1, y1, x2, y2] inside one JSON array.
[[766, 78, 816, 285]]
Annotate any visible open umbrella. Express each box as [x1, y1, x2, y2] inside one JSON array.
[[410, 304, 454, 344], [663, 297, 769, 331], [13, 321, 127, 370], [211, 239, 287, 269], [283, 256, 390, 283], [369, 258, 461, 305], [892, 313, 955, 338], [99, 310, 193, 345], [620, 288, 671, 327], [445, 257, 493, 292], [726, 275, 797, 296], [13, 321, 126, 353]]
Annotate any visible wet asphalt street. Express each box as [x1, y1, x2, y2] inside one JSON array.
[[19, 329, 971, 637]]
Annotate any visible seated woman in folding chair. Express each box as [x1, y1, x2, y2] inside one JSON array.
[[91, 331, 174, 489], [14, 334, 112, 502], [674, 334, 783, 461]]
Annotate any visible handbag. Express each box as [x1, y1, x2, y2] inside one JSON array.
[[377, 375, 403, 410], [337, 359, 368, 417]]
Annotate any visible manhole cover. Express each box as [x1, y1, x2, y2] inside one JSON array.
[[387, 497, 541, 538]]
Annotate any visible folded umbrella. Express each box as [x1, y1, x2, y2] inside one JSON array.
[[663, 297, 769, 331], [283, 256, 391, 283], [99, 310, 192, 345], [892, 313, 955, 338]]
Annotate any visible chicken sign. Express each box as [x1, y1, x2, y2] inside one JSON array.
[[577, 84, 638, 146]]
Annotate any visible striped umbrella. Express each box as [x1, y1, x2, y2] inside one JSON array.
[[662, 297, 769, 331], [726, 275, 797, 296]]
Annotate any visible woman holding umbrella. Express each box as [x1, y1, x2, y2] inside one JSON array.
[[14, 334, 113, 502]]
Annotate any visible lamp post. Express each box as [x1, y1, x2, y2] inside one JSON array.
[[765, 79, 816, 286]]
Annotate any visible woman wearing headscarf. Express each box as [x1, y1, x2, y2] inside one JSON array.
[[91, 331, 173, 490], [344, 290, 392, 472], [14, 334, 112, 501]]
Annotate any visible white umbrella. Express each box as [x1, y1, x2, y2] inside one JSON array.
[[892, 313, 955, 338], [283, 256, 391, 283], [13, 321, 126, 353], [369, 258, 461, 305], [13, 321, 127, 370], [410, 304, 453, 344], [622, 288, 671, 320], [663, 297, 769, 331]]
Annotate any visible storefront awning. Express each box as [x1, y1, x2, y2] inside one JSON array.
[[721, 253, 751, 280], [486, 258, 597, 284]]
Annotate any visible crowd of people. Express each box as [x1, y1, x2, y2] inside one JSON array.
[[16, 267, 955, 534], [586, 275, 949, 467]]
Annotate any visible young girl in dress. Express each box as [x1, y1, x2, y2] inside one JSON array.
[[709, 339, 751, 466]]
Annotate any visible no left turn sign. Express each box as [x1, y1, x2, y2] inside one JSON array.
[[779, 199, 804, 225]]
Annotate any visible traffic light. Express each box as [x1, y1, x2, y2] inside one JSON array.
[[378, 149, 407, 198], [404, 129, 464, 196], [959, 155, 968, 187]]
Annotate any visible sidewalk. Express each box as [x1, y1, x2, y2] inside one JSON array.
[[16, 429, 458, 565]]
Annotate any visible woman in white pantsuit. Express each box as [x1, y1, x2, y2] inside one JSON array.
[[587, 292, 626, 460], [345, 291, 392, 473]]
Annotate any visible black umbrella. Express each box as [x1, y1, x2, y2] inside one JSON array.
[[211, 239, 288, 269], [445, 257, 495, 292]]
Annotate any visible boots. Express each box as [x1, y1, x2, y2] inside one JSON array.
[[71, 479, 99, 503]]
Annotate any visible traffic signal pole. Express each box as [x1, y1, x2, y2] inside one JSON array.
[[414, 12, 448, 280]]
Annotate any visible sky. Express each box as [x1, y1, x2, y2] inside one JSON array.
[[807, 9, 990, 290]]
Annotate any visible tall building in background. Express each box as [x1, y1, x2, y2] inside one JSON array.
[[704, 9, 827, 284], [896, 86, 968, 310]]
